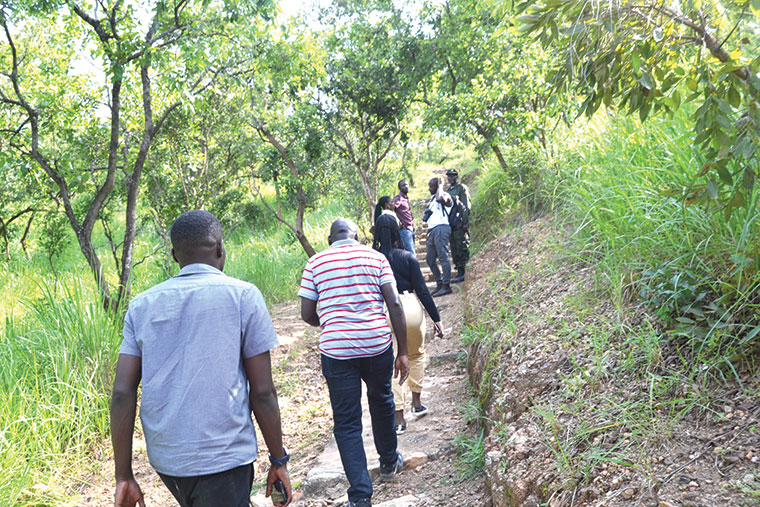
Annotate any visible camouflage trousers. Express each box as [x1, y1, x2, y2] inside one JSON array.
[[451, 227, 470, 271]]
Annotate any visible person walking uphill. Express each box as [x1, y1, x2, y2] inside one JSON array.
[[445, 169, 471, 283], [299, 219, 410, 507], [110, 210, 292, 507], [372, 213, 444, 435], [423, 177, 453, 297]]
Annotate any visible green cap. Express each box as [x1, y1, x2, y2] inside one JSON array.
[[446, 168, 458, 175]]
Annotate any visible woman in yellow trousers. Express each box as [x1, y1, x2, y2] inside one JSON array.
[[373, 213, 444, 434]]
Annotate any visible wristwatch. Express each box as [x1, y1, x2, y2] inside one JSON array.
[[269, 447, 290, 467]]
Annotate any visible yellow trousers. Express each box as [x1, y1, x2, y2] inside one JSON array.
[[389, 291, 426, 409]]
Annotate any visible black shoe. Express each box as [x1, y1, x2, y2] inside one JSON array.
[[411, 404, 429, 417], [451, 270, 465, 283], [430, 284, 443, 296], [432, 284, 452, 297], [379, 451, 404, 480], [395, 423, 407, 435]]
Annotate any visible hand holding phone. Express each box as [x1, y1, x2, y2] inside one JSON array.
[[270, 479, 288, 505]]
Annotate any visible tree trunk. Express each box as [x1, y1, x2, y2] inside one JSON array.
[[21, 211, 34, 255], [0, 217, 8, 260], [295, 231, 317, 258], [117, 60, 157, 310], [491, 143, 509, 172], [253, 120, 318, 258], [472, 121, 510, 173], [76, 230, 113, 308]]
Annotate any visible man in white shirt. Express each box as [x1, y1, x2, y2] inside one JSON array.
[[423, 177, 453, 297]]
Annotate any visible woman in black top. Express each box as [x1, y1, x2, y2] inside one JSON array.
[[373, 213, 444, 434]]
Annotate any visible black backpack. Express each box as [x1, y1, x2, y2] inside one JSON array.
[[443, 196, 466, 229]]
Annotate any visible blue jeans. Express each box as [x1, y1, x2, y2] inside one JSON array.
[[321, 347, 397, 503], [399, 228, 415, 254]]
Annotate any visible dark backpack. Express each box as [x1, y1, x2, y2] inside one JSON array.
[[443, 196, 466, 229]]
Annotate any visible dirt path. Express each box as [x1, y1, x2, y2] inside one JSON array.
[[80, 208, 491, 506]]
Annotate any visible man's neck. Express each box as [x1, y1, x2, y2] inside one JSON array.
[[330, 237, 357, 246]]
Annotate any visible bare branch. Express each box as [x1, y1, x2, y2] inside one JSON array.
[[132, 244, 163, 269], [251, 178, 298, 234]]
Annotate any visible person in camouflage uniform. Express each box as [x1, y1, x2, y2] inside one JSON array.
[[446, 168, 471, 283]]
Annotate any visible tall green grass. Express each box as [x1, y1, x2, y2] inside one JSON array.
[[470, 141, 549, 247], [555, 110, 760, 371], [0, 276, 122, 505]]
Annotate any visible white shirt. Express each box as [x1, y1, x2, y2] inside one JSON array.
[[426, 195, 452, 229]]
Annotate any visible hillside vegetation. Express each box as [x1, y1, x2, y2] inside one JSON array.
[[1, 0, 759, 504]]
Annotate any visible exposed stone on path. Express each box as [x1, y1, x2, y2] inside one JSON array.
[[403, 451, 428, 469], [303, 467, 349, 499]]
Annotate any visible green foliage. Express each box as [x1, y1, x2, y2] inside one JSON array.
[[425, 0, 555, 160], [555, 110, 760, 374], [321, 3, 433, 218], [0, 277, 122, 505], [514, 0, 760, 207], [454, 428, 486, 480], [40, 212, 70, 271]]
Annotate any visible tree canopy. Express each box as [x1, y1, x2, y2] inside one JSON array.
[[514, 0, 760, 213]]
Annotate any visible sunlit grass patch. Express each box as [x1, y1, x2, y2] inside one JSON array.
[[554, 110, 760, 375], [0, 277, 121, 505]]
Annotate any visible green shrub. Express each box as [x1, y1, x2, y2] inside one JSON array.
[[471, 141, 547, 242]]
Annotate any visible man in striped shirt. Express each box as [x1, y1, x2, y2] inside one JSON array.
[[299, 219, 409, 507]]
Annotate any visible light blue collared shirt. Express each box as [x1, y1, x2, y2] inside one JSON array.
[[120, 263, 279, 476]]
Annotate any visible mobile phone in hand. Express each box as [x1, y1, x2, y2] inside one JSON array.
[[271, 479, 288, 505]]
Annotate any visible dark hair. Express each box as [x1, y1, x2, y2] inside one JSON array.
[[373, 196, 392, 224], [170, 210, 222, 251], [372, 213, 402, 259]]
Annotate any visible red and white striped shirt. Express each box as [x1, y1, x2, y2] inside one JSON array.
[[298, 239, 396, 359]]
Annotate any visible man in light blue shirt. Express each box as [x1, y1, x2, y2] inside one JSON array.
[[111, 210, 292, 507]]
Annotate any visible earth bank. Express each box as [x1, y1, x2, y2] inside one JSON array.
[[465, 217, 760, 506]]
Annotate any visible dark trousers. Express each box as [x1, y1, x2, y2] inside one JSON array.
[[158, 463, 254, 507], [426, 224, 451, 285], [321, 347, 397, 503], [451, 226, 470, 271]]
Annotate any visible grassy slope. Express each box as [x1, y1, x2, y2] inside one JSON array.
[[461, 109, 760, 502]]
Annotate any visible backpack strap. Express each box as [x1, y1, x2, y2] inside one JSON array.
[[440, 201, 449, 218]]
